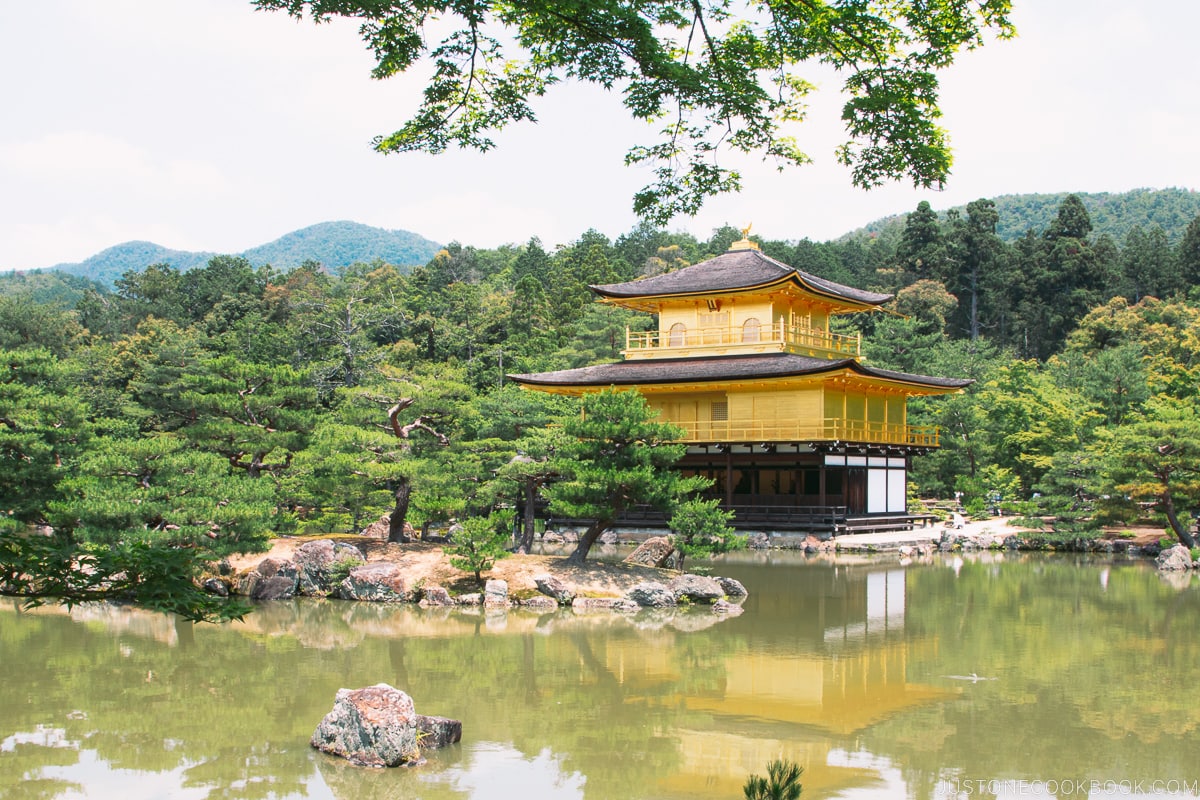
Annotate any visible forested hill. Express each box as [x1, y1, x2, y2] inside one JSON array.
[[25, 221, 443, 288], [857, 188, 1200, 243]]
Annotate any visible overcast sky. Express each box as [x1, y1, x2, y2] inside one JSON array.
[[2, 1, 1198, 271]]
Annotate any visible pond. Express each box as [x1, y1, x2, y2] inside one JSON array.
[[2, 551, 1199, 800]]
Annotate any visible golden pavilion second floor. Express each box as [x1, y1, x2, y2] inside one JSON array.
[[593, 237, 892, 362]]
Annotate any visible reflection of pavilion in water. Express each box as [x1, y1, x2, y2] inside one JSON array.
[[605, 564, 950, 798]]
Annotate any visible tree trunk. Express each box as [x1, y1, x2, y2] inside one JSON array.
[[515, 477, 538, 554], [1161, 492, 1198, 548], [564, 519, 611, 564], [247, 452, 265, 480], [388, 477, 413, 544]]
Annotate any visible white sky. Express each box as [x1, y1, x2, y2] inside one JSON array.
[[2, 1, 1198, 271]]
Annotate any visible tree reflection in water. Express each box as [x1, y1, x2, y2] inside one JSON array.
[[2, 554, 1197, 800]]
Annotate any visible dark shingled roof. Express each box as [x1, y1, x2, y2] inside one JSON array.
[[509, 353, 972, 391], [591, 247, 893, 306]]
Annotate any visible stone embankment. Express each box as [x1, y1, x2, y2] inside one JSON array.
[[214, 536, 747, 614], [827, 519, 1199, 572]]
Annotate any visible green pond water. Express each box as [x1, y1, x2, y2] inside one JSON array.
[[2, 551, 1199, 800]]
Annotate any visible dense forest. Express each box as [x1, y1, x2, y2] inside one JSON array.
[[3, 192, 1200, 618], [857, 187, 1200, 244]]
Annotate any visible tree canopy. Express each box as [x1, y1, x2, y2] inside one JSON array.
[[255, 0, 1013, 222]]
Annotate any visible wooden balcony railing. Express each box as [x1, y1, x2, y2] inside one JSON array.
[[624, 322, 861, 358], [663, 418, 940, 447]]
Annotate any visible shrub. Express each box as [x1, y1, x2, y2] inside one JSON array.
[[668, 498, 743, 570], [445, 510, 515, 584]]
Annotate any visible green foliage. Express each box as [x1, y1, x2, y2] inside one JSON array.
[[48, 434, 277, 558], [0, 297, 85, 355], [0, 269, 105, 307], [256, 0, 1012, 223], [545, 388, 709, 562], [0, 349, 91, 524], [668, 498, 743, 566], [743, 759, 804, 800], [0, 526, 252, 623], [324, 553, 365, 586], [1093, 397, 1200, 547], [860, 189, 1200, 246], [445, 510, 514, 584]]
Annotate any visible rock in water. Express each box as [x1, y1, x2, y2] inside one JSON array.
[[714, 576, 748, 598], [416, 715, 462, 749], [668, 574, 725, 603], [626, 581, 676, 607], [311, 684, 419, 767], [1157, 543, 1195, 571]]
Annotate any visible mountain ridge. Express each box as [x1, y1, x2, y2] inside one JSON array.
[[850, 187, 1200, 243], [32, 221, 443, 288]]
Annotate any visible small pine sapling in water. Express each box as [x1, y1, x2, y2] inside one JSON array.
[[743, 758, 804, 800], [445, 510, 514, 585], [668, 497, 743, 571]]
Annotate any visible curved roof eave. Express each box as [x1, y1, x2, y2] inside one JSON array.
[[508, 353, 972, 392], [589, 248, 892, 308]]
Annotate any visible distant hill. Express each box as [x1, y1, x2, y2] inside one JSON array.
[[239, 221, 442, 272], [0, 270, 107, 308], [41, 242, 219, 288], [854, 187, 1200, 243], [17, 221, 442, 290]]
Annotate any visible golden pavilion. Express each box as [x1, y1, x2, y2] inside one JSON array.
[[510, 234, 969, 533]]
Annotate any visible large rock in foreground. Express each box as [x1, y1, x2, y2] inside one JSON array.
[[311, 684, 460, 768]]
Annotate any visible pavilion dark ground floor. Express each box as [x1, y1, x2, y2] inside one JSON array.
[[552, 444, 938, 536]]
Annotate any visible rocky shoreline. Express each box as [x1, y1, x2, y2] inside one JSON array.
[[212, 537, 749, 613], [210, 521, 1196, 614]]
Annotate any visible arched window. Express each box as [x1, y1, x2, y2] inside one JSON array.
[[668, 323, 687, 347], [742, 317, 761, 343]]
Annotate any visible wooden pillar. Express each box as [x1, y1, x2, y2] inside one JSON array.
[[720, 450, 729, 506], [819, 462, 827, 508]]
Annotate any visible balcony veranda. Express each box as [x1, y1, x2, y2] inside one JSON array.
[[623, 322, 861, 360], [664, 417, 940, 448]]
